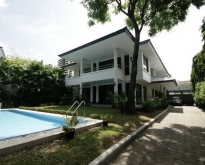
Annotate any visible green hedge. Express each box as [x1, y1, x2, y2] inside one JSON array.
[[141, 97, 169, 112], [19, 106, 74, 115], [194, 81, 205, 108]]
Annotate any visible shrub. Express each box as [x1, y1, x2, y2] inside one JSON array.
[[19, 106, 75, 115], [194, 81, 205, 108], [142, 99, 155, 112], [90, 114, 100, 119], [141, 97, 169, 112]]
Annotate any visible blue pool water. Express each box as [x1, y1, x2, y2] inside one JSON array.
[[0, 109, 86, 141]]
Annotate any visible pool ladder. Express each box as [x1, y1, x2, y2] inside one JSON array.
[[67, 101, 86, 118]]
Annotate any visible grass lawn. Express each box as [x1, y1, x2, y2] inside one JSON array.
[[0, 105, 165, 165]]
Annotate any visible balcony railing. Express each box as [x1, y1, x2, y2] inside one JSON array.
[[83, 63, 122, 73]]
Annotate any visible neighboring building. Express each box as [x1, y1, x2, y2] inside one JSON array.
[[177, 80, 191, 86], [0, 47, 6, 65], [58, 27, 177, 104], [58, 58, 72, 75], [167, 81, 194, 105]]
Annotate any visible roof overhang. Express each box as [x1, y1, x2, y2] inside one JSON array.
[[58, 27, 170, 76], [139, 40, 170, 77], [151, 79, 177, 86]]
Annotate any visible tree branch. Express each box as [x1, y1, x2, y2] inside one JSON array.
[[115, 0, 129, 17], [139, 0, 149, 32]]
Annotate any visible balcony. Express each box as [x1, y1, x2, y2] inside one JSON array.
[[65, 63, 124, 86]]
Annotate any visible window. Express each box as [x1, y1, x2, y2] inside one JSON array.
[[143, 86, 147, 100], [143, 55, 149, 72], [136, 84, 142, 99], [182, 91, 193, 95], [152, 89, 155, 97], [124, 55, 130, 75]]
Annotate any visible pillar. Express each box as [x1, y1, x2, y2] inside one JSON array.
[[80, 83, 82, 96], [90, 84, 93, 103], [114, 47, 118, 93], [122, 82, 125, 93], [96, 84, 99, 103], [141, 85, 144, 102]]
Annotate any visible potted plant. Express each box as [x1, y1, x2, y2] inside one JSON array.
[[100, 113, 113, 126], [62, 114, 79, 139]]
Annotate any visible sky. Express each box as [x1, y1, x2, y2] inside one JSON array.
[[0, 0, 205, 81]]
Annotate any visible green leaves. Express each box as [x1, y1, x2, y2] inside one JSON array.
[[81, 0, 111, 26], [63, 115, 79, 129], [193, 81, 205, 108]]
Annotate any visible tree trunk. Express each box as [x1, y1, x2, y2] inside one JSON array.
[[127, 29, 140, 113]]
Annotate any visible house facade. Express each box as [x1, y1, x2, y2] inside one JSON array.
[[58, 27, 177, 104]]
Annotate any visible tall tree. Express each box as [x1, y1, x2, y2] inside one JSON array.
[[191, 17, 205, 92], [80, 0, 204, 113]]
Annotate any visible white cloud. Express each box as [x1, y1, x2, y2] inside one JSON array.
[[0, 0, 8, 9]]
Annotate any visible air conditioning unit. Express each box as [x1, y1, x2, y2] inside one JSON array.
[[151, 69, 156, 76]]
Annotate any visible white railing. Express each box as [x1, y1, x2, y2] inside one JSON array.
[[83, 63, 122, 73], [73, 101, 86, 118], [67, 101, 79, 113]]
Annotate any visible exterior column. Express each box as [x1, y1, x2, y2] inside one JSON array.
[[80, 58, 83, 96], [122, 82, 125, 93], [96, 84, 99, 103], [80, 83, 82, 96], [141, 84, 144, 102], [80, 58, 83, 75], [114, 47, 118, 93], [148, 58, 151, 73], [90, 84, 93, 103], [134, 87, 136, 104], [160, 84, 162, 92]]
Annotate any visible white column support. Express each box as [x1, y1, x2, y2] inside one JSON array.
[[79, 58, 83, 96], [148, 58, 151, 73], [122, 82, 125, 93], [134, 87, 136, 104], [80, 83, 82, 96], [96, 84, 99, 103], [114, 47, 118, 93], [160, 84, 162, 92], [90, 84, 93, 103], [80, 58, 83, 75], [141, 85, 144, 102]]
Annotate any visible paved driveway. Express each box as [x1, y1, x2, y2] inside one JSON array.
[[110, 106, 205, 165]]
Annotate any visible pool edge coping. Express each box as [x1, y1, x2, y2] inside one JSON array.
[[0, 109, 102, 156]]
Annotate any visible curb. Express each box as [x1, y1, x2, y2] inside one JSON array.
[[89, 106, 171, 165]]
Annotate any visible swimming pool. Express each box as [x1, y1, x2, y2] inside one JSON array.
[[0, 109, 87, 141]]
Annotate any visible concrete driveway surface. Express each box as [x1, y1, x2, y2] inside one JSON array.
[[110, 106, 205, 165]]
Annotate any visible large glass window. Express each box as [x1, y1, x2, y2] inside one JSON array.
[[143, 86, 147, 100], [124, 55, 130, 75], [143, 55, 149, 72], [136, 84, 142, 100]]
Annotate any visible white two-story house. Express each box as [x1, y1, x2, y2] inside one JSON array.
[[58, 27, 177, 104]]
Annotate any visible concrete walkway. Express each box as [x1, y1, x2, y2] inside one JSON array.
[[110, 106, 205, 165]]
